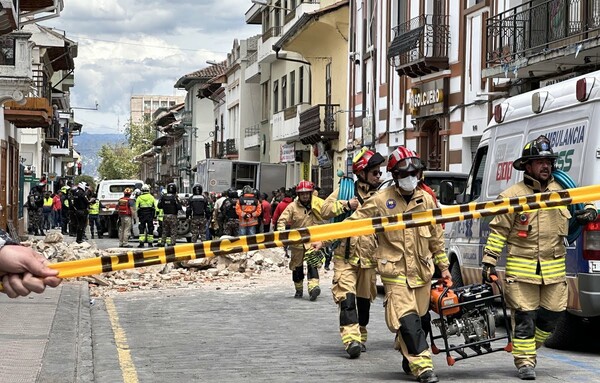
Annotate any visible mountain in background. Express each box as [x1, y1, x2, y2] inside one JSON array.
[[73, 132, 126, 179]]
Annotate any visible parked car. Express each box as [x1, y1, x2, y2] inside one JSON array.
[[422, 170, 469, 206]]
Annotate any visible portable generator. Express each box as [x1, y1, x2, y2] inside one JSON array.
[[429, 279, 513, 366]]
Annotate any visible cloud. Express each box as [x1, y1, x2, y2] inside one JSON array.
[[44, 0, 259, 133]]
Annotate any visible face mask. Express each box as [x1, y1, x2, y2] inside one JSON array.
[[396, 175, 419, 192]]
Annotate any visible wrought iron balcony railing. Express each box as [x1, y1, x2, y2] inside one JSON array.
[[298, 104, 339, 145], [387, 14, 449, 78], [486, 0, 600, 66]]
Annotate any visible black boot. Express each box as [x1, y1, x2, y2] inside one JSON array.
[[138, 242, 144, 248], [345, 341, 361, 359], [518, 366, 536, 380], [417, 370, 439, 383]]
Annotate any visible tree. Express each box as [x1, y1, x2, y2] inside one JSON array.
[[97, 144, 140, 179], [126, 120, 156, 154]]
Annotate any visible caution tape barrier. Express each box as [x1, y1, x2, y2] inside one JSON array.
[[9, 185, 600, 284]]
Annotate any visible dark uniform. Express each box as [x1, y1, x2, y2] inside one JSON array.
[[157, 183, 181, 246], [220, 189, 239, 237], [72, 183, 90, 244], [187, 185, 210, 243]]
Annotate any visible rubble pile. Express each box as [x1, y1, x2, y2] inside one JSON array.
[[25, 233, 290, 298]]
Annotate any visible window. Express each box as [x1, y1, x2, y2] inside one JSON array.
[[290, 70, 295, 106], [299, 67, 304, 103], [170, 101, 176, 106], [161, 101, 168, 107], [273, 80, 279, 112], [281, 75, 287, 110], [144, 100, 151, 109]]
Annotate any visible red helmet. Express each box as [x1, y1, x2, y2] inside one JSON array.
[[352, 147, 385, 173], [387, 146, 423, 172], [296, 180, 314, 193]]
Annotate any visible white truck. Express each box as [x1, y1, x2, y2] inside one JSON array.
[[447, 70, 600, 348], [196, 159, 287, 195], [95, 179, 143, 238]]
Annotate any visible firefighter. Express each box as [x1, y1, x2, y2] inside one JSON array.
[[481, 135, 597, 381], [187, 184, 210, 243], [347, 147, 450, 383], [117, 188, 136, 247], [321, 147, 385, 358], [236, 185, 262, 236], [157, 183, 182, 247], [136, 184, 156, 247], [220, 188, 240, 237], [277, 181, 326, 301]]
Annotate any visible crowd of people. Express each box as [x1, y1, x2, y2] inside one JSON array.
[[12, 138, 599, 382]]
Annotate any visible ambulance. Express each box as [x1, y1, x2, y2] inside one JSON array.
[[447, 70, 600, 348]]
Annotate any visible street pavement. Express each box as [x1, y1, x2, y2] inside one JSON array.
[[1, 232, 600, 382]]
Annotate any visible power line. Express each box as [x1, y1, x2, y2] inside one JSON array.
[[70, 34, 229, 53]]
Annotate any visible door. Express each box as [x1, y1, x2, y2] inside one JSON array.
[[0, 141, 6, 230]]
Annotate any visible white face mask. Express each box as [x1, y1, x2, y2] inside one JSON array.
[[396, 175, 419, 192]]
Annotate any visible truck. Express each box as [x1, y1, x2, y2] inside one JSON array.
[[96, 179, 143, 238], [447, 70, 600, 349], [196, 159, 287, 195]]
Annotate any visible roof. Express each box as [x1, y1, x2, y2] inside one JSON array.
[[273, 0, 349, 51], [174, 60, 228, 89]]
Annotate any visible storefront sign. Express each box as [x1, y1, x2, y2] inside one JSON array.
[[407, 78, 447, 118], [280, 143, 295, 163]]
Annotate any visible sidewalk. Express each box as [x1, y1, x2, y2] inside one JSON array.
[[0, 281, 93, 383]]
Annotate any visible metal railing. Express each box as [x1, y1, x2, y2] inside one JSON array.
[[245, 124, 260, 137], [486, 0, 600, 65], [226, 138, 238, 155], [262, 26, 282, 42], [389, 14, 449, 68]]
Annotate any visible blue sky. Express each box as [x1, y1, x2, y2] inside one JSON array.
[[44, 0, 260, 134]]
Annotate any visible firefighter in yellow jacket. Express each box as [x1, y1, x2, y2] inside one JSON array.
[[277, 180, 326, 301], [482, 135, 597, 381], [320, 147, 384, 358], [348, 147, 450, 383]]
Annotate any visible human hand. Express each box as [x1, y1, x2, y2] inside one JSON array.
[[348, 198, 359, 210], [574, 207, 598, 225], [481, 263, 497, 283], [310, 241, 324, 251], [0, 245, 61, 298]]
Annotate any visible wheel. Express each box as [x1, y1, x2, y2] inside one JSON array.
[[449, 258, 464, 288], [545, 313, 600, 351], [177, 216, 190, 236]]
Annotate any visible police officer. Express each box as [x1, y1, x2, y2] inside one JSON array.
[[481, 135, 597, 380], [321, 147, 385, 358], [187, 184, 211, 243], [26, 183, 45, 236], [348, 147, 450, 383], [157, 183, 182, 247], [277, 181, 326, 301], [136, 184, 156, 247], [220, 188, 240, 237], [72, 182, 90, 244], [117, 188, 136, 247], [88, 193, 103, 239]]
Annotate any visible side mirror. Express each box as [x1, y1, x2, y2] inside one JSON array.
[[439, 181, 455, 205]]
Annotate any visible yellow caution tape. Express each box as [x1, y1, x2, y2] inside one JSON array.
[[4, 185, 600, 287]]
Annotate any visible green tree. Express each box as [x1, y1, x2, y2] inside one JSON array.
[[126, 120, 156, 154], [97, 144, 140, 179]]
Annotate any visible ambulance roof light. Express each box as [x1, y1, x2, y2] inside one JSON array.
[[576, 77, 595, 102], [494, 103, 508, 123]]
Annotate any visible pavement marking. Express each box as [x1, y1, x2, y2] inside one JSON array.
[[105, 297, 139, 383], [543, 352, 600, 374]]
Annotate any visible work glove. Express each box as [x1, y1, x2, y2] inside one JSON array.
[[481, 263, 498, 283], [574, 207, 598, 225]]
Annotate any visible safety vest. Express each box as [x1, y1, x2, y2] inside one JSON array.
[[43, 197, 53, 207], [117, 197, 132, 216], [89, 201, 100, 215]]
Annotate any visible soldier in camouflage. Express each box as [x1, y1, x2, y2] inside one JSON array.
[[26, 183, 45, 236], [220, 188, 239, 237], [157, 183, 182, 246], [188, 184, 210, 243]]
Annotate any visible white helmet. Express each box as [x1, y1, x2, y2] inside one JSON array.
[[78, 182, 87, 190], [141, 184, 150, 192]]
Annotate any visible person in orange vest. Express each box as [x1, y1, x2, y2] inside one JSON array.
[[117, 188, 136, 247], [235, 185, 262, 236]]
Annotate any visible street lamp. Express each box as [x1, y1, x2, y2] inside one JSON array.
[[251, 0, 292, 11]]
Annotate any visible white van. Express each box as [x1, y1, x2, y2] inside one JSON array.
[[96, 179, 143, 238], [448, 70, 600, 347]]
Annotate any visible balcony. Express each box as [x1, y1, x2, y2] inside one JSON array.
[[44, 119, 60, 146], [258, 26, 282, 63], [225, 138, 238, 158], [387, 14, 450, 78], [272, 103, 312, 142], [298, 104, 339, 145], [0, 32, 32, 104], [485, 0, 600, 78], [4, 97, 53, 128], [282, 1, 320, 36], [245, 51, 260, 83], [244, 124, 260, 149]]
